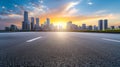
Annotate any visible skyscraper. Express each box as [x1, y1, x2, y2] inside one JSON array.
[[24, 11, 28, 22], [46, 18, 50, 25], [31, 17, 34, 31], [35, 18, 40, 30], [104, 19, 108, 30], [22, 11, 30, 31], [36, 18, 39, 26], [98, 20, 103, 30]]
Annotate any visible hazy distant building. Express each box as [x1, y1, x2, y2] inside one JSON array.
[[31, 17, 35, 31], [93, 25, 98, 31], [22, 11, 30, 31], [5, 27, 10, 31], [118, 26, 120, 29], [72, 24, 78, 30], [46, 18, 50, 25], [104, 19, 108, 30], [10, 24, 18, 31], [78, 26, 82, 30], [82, 24, 86, 30], [41, 24, 44, 28], [67, 21, 72, 30], [98, 20, 103, 30], [87, 25, 93, 30], [111, 26, 115, 30], [50, 24, 54, 31]]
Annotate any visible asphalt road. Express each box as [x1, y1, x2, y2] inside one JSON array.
[[0, 32, 120, 67]]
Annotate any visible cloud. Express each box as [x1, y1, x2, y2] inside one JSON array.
[[62, 1, 80, 16], [87, 0, 93, 5], [29, 5, 48, 17], [38, 1, 81, 18], [2, 6, 5, 9], [0, 14, 22, 19], [88, 2, 93, 5], [104, 13, 120, 19], [66, 8, 79, 16], [65, 1, 80, 11], [95, 10, 108, 15]]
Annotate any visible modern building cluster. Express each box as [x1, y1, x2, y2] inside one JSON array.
[[5, 11, 120, 32], [67, 21, 98, 31], [22, 11, 59, 31], [22, 11, 41, 31], [5, 25, 18, 32], [98, 19, 108, 30], [66, 21, 95, 31], [66, 19, 120, 31]]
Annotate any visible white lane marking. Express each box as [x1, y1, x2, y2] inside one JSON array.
[[26, 36, 42, 42], [102, 38, 120, 43]]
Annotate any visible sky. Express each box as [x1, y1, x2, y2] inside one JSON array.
[[0, 0, 120, 29]]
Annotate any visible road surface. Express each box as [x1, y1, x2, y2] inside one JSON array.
[[0, 32, 120, 67]]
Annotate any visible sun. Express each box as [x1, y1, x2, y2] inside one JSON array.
[[54, 22, 67, 29]]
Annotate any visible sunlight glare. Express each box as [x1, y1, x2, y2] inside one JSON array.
[[54, 22, 66, 29]]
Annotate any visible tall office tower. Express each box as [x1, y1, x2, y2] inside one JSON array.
[[36, 18, 40, 26], [82, 24, 86, 30], [104, 19, 108, 30], [98, 20, 103, 30], [46, 18, 50, 25], [22, 11, 30, 31], [24, 11, 28, 22], [35, 18, 40, 30], [31, 17, 34, 31]]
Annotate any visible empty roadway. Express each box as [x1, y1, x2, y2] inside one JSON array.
[[0, 32, 120, 67]]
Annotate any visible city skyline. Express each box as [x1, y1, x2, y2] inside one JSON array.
[[0, 0, 120, 29], [3, 11, 120, 31]]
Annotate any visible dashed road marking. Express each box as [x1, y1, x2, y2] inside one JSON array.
[[26, 36, 42, 42], [102, 38, 120, 43]]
